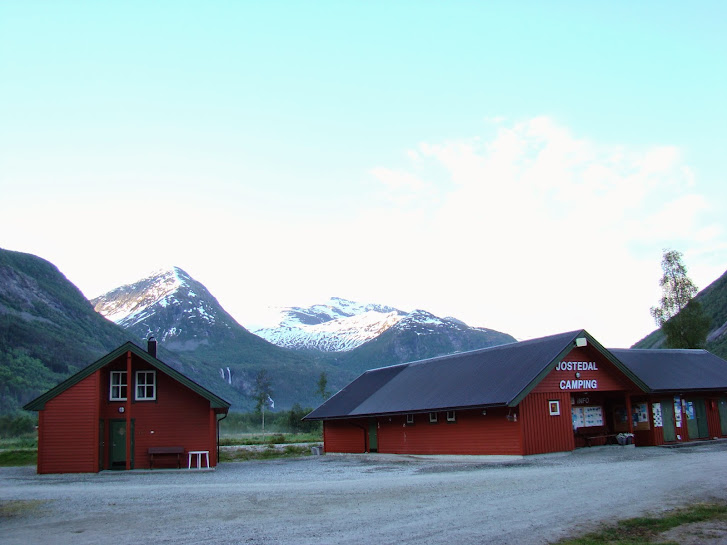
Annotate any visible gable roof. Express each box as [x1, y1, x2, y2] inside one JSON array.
[[306, 329, 648, 420], [611, 348, 727, 393], [23, 342, 231, 411]]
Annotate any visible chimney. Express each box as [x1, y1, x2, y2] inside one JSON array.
[[147, 336, 157, 358]]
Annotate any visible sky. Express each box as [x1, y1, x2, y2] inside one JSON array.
[[1, 2, 725, 348]]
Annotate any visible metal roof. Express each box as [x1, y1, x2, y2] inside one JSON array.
[[23, 342, 231, 411], [306, 330, 606, 420], [611, 348, 727, 393]]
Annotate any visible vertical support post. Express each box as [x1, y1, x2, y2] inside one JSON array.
[[126, 351, 132, 470], [626, 394, 634, 435]]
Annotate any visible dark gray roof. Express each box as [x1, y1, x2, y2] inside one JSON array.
[[306, 330, 641, 420], [24, 342, 231, 411], [611, 348, 727, 393]]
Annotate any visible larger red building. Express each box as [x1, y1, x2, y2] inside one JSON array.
[[24, 339, 230, 474], [305, 330, 727, 455]]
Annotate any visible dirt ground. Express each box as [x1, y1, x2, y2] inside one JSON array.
[[2, 441, 727, 545]]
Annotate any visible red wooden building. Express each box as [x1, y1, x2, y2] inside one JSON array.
[[305, 330, 727, 456], [24, 339, 230, 474]]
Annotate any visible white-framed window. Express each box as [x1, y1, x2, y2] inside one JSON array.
[[135, 370, 156, 401], [446, 410, 456, 422], [406, 414, 414, 425], [110, 371, 127, 401], [549, 400, 561, 416], [429, 412, 438, 423]]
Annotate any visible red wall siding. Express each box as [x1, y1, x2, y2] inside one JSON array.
[[324, 420, 367, 453], [532, 348, 636, 394], [38, 351, 221, 473], [521, 392, 574, 455], [100, 358, 217, 469], [706, 397, 722, 439], [376, 408, 522, 455], [38, 372, 100, 474]]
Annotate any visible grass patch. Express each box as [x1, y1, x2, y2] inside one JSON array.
[[220, 445, 313, 463], [0, 499, 46, 518], [0, 449, 37, 467], [556, 502, 727, 545], [219, 432, 322, 446]]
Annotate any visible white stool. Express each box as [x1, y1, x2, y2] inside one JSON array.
[[187, 450, 210, 469]]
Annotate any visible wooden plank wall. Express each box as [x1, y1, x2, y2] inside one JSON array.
[[323, 420, 367, 453], [520, 392, 574, 455], [377, 408, 522, 455], [39, 372, 100, 474], [99, 359, 215, 469]]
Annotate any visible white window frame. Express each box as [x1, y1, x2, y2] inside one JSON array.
[[406, 414, 414, 425], [429, 412, 438, 423], [446, 410, 456, 422], [135, 370, 157, 401], [110, 371, 127, 401]]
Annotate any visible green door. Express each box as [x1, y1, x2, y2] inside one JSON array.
[[719, 398, 727, 436], [661, 398, 676, 442], [110, 420, 126, 469], [368, 419, 378, 452], [686, 399, 709, 440]]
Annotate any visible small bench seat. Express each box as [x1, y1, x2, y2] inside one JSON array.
[[575, 426, 619, 447], [148, 446, 184, 469]]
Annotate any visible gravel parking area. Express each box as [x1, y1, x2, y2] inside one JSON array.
[[3, 442, 727, 545]]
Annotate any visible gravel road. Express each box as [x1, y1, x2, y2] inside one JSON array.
[[3, 442, 727, 545]]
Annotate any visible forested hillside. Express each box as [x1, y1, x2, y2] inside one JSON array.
[[633, 269, 727, 358]]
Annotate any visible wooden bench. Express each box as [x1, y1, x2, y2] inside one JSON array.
[[148, 447, 184, 469], [575, 426, 619, 447]]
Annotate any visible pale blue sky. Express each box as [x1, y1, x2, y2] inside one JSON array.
[[1, 2, 725, 346]]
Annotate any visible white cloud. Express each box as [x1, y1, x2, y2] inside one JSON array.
[[363, 116, 723, 346]]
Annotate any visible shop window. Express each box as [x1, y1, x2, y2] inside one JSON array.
[[135, 370, 156, 400], [406, 414, 414, 425], [110, 371, 127, 401], [446, 411, 456, 422], [429, 412, 438, 423]]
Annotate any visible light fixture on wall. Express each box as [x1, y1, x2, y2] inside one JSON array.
[[575, 337, 587, 347], [482, 409, 487, 416]]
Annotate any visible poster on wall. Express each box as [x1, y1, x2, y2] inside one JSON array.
[[652, 402, 663, 427], [685, 401, 695, 420], [632, 402, 650, 430], [572, 406, 603, 428], [584, 406, 604, 427], [674, 396, 682, 428]]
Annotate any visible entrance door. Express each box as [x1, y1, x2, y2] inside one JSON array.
[[686, 399, 709, 439], [719, 398, 727, 436], [661, 398, 676, 442], [110, 420, 126, 469], [368, 418, 378, 453]]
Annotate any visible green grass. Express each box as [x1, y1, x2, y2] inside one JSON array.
[[219, 431, 322, 446], [556, 502, 727, 545], [220, 444, 313, 462], [0, 449, 37, 466]]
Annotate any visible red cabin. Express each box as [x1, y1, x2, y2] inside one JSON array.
[[24, 339, 230, 474], [305, 330, 727, 456]]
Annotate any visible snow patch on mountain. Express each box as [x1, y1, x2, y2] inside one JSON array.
[[92, 266, 226, 344], [253, 297, 486, 352]]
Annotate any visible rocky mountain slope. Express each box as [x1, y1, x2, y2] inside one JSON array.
[[0, 248, 133, 412], [91, 268, 338, 411], [632, 268, 727, 358]]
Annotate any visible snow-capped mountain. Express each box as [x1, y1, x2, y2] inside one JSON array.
[[92, 267, 239, 350], [253, 297, 513, 353]]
